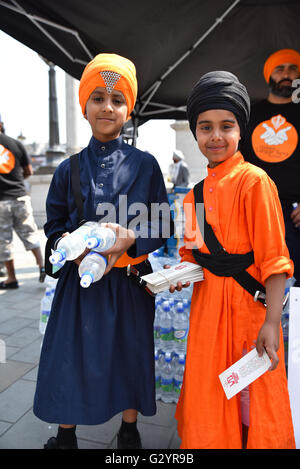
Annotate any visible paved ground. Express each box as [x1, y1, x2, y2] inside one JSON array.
[[0, 230, 180, 449]]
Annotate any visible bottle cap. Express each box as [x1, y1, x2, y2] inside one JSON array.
[[86, 236, 100, 249], [49, 249, 65, 265], [178, 354, 185, 364], [80, 272, 94, 288]]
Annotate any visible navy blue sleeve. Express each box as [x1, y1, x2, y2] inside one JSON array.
[[44, 161, 70, 245], [127, 157, 174, 257]]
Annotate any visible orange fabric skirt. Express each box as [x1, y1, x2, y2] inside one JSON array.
[[175, 270, 295, 449]]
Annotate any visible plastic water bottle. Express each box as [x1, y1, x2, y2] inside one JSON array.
[[173, 302, 189, 355], [78, 252, 107, 288], [49, 221, 98, 265], [283, 276, 296, 313], [86, 226, 116, 251], [154, 349, 161, 400], [182, 298, 190, 314], [282, 311, 289, 369], [149, 251, 163, 272], [154, 298, 163, 350], [160, 352, 174, 403], [173, 354, 185, 403], [159, 301, 174, 353], [39, 287, 53, 334]]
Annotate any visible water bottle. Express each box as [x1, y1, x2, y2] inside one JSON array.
[[49, 221, 98, 265], [149, 251, 164, 272], [86, 226, 116, 251], [282, 311, 289, 369], [160, 352, 174, 403], [173, 354, 185, 403], [154, 349, 161, 400], [154, 298, 163, 350], [168, 297, 176, 319], [182, 298, 190, 317], [173, 302, 189, 355], [283, 276, 296, 313], [159, 301, 174, 353], [39, 287, 53, 334], [78, 251, 107, 288]]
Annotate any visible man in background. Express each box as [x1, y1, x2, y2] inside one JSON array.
[[0, 116, 45, 288], [241, 48, 300, 286], [169, 149, 190, 188]]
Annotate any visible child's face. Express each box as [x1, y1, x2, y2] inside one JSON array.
[[195, 109, 241, 168], [85, 87, 128, 142]]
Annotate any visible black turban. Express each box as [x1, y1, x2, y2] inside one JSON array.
[[186, 71, 250, 139]]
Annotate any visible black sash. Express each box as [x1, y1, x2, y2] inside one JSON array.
[[192, 179, 266, 305]]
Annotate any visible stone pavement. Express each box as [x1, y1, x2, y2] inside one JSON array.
[[0, 230, 180, 449]]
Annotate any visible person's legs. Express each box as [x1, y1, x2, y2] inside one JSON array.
[[118, 409, 141, 449], [31, 246, 46, 282], [0, 262, 6, 277], [13, 196, 45, 282], [44, 424, 77, 449], [4, 259, 17, 283], [122, 409, 138, 423], [0, 200, 18, 288]]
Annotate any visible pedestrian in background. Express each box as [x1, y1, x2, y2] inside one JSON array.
[[0, 116, 45, 289]]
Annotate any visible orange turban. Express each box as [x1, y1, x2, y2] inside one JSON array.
[[263, 48, 300, 83], [79, 53, 137, 117]]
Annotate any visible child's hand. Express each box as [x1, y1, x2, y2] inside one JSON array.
[[73, 248, 91, 266], [99, 223, 136, 274], [256, 320, 280, 371], [163, 264, 191, 293]]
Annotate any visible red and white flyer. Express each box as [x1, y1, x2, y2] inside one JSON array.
[[218, 348, 271, 400]]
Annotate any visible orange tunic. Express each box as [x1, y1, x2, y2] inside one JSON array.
[[175, 152, 295, 449]]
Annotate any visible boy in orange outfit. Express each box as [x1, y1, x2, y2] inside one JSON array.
[[171, 71, 295, 449]]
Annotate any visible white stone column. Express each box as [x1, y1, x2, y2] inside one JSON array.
[[170, 120, 207, 184], [65, 73, 81, 156]]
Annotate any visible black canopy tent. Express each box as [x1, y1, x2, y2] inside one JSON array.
[[0, 0, 299, 136]]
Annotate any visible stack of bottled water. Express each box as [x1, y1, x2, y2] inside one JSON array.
[[155, 350, 186, 404], [154, 293, 191, 356], [39, 279, 57, 335], [151, 249, 193, 403]]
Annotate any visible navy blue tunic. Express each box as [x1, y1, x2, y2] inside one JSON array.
[[33, 136, 172, 424]]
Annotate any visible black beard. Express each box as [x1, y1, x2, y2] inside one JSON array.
[[269, 77, 293, 98]]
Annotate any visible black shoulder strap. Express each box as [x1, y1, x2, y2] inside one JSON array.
[[193, 180, 266, 303], [193, 180, 225, 255], [70, 153, 86, 226]]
